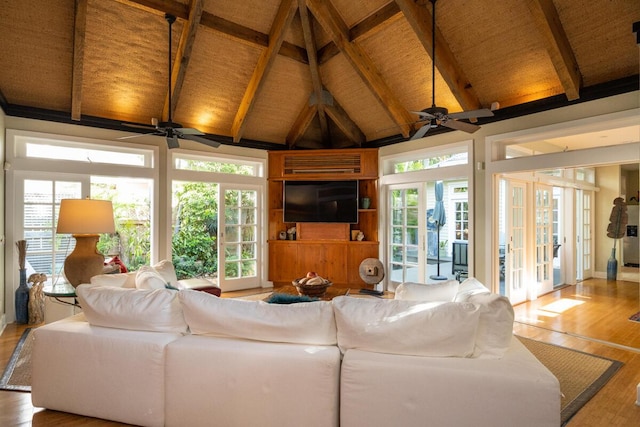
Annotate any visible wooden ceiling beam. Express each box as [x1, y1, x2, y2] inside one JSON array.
[[231, 0, 298, 142], [120, 0, 308, 64], [394, 0, 482, 111], [115, 0, 189, 19], [525, 0, 582, 101], [324, 96, 365, 146], [317, 1, 402, 65], [71, 0, 88, 121], [163, 0, 203, 122], [307, 0, 413, 137], [298, 0, 330, 146], [350, 2, 403, 42], [286, 103, 317, 148]]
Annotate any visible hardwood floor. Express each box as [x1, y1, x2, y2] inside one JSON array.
[[2, 280, 640, 426]]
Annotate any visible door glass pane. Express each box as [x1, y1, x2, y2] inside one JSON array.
[[172, 181, 219, 279], [223, 189, 257, 281]]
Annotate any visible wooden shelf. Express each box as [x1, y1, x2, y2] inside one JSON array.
[[268, 148, 379, 288]]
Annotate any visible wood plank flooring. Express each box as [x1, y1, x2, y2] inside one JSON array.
[[1, 279, 640, 426]]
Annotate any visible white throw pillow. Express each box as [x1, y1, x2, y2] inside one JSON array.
[[454, 277, 490, 301], [76, 284, 188, 333], [153, 259, 179, 288], [463, 292, 514, 358], [332, 296, 479, 357], [90, 271, 136, 288], [394, 280, 459, 302], [178, 290, 337, 345], [135, 265, 167, 290]]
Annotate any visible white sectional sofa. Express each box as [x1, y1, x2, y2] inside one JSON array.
[[31, 277, 561, 427]]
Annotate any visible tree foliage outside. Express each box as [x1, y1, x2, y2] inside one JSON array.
[[92, 179, 152, 271], [172, 182, 219, 279]]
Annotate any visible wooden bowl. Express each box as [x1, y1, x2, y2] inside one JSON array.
[[292, 278, 332, 298]]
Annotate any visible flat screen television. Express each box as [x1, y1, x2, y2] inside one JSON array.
[[284, 180, 359, 223]]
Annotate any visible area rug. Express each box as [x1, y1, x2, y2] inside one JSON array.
[[517, 336, 623, 425], [237, 286, 352, 301], [628, 311, 640, 322], [0, 328, 33, 392]]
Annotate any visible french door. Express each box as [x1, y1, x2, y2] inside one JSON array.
[[388, 184, 425, 287], [576, 189, 594, 280], [218, 184, 260, 292], [535, 184, 553, 294], [505, 180, 527, 304]]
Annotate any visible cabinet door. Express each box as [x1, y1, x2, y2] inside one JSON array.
[[296, 243, 348, 284], [269, 243, 298, 282], [325, 244, 348, 284]]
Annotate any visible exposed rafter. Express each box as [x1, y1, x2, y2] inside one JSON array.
[[394, 0, 482, 112], [120, 0, 309, 64], [231, 0, 298, 142], [162, 0, 203, 122], [71, 0, 88, 121], [307, 0, 413, 138], [298, 0, 330, 146], [287, 103, 317, 147], [325, 96, 365, 146], [525, 0, 582, 101]]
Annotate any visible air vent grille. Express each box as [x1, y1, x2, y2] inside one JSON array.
[[283, 154, 361, 175]]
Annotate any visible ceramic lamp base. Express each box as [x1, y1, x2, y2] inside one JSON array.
[[64, 234, 105, 287]]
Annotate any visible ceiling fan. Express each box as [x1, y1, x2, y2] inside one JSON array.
[[410, 0, 495, 140], [119, 14, 220, 149]]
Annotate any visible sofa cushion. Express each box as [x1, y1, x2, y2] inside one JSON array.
[[153, 259, 179, 288], [90, 271, 136, 288], [460, 292, 514, 358], [332, 296, 479, 357], [178, 290, 337, 345], [135, 265, 168, 290], [394, 280, 459, 302], [76, 285, 188, 333], [453, 277, 490, 301]]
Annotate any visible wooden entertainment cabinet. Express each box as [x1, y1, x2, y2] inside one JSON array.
[[268, 148, 379, 288]]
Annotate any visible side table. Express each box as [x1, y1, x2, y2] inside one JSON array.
[[43, 283, 81, 323]]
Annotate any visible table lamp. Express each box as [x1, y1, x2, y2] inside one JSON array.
[[56, 199, 116, 287]]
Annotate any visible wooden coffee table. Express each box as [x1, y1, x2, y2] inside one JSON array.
[[272, 285, 392, 301]]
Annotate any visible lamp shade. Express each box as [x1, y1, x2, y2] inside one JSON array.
[[57, 199, 116, 235]]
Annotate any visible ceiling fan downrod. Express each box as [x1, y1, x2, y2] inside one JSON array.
[[165, 14, 176, 127], [430, 0, 437, 109]]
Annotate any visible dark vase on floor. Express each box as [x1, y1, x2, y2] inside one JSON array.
[[15, 268, 29, 324]]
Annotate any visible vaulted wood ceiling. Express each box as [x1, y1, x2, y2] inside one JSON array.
[[1, 0, 638, 150]]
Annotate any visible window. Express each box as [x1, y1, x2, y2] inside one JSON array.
[[8, 130, 157, 286]]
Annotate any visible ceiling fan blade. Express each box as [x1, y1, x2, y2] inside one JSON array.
[[166, 134, 180, 149], [410, 123, 431, 140], [447, 108, 494, 120], [176, 127, 205, 135], [117, 131, 162, 140], [411, 111, 436, 120], [180, 133, 221, 148], [441, 118, 481, 133]]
